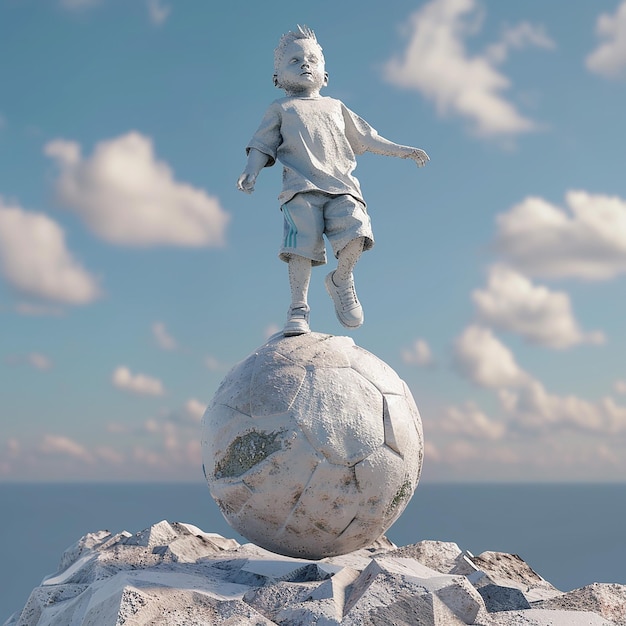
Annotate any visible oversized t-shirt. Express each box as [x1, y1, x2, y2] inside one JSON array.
[[246, 96, 378, 205]]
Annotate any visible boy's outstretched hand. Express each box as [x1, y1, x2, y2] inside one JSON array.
[[237, 172, 257, 194], [408, 148, 430, 168]]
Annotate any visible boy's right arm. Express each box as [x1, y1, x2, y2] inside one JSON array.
[[237, 148, 271, 194]]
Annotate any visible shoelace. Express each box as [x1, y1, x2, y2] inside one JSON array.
[[290, 306, 309, 319], [335, 281, 359, 310]]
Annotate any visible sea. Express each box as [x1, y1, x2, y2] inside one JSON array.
[[2, 482, 625, 623]]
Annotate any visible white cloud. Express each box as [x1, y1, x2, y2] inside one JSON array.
[[0, 198, 101, 304], [183, 398, 206, 422], [453, 325, 529, 388], [434, 401, 506, 440], [453, 325, 626, 434], [503, 379, 626, 435], [587, 1, 626, 79], [45, 132, 229, 247], [28, 353, 53, 370], [473, 265, 605, 349], [204, 355, 224, 371], [384, 0, 553, 137], [111, 366, 165, 396], [161, 398, 206, 424], [147, 0, 170, 25], [152, 321, 178, 350], [450, 324, 626, 435], [423, 440, 441, 463], [486, 22, 555, 65], [614, 380, 626, 394], [40, 434, 92, 462], [402, 338, 434, 366], [264, 324, 282, 340], [494, 191, 626, 280], [6, 353, 53, 370]]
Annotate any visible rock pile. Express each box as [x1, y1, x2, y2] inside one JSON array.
[[5, 520, 625, 625]]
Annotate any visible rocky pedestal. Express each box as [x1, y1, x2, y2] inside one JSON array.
[[5, 520, 625, 625]]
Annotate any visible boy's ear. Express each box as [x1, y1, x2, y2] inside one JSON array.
[[273, 73, 279, 87], [323, 72, 329, 86]]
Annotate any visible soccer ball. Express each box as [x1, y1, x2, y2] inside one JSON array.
[[201, 332, 423, 559]]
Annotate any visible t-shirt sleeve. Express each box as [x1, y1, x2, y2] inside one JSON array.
[[246, 103, 282, 167], [341, 103, 379, 155]]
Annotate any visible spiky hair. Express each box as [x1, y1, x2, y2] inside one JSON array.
[[273, 25, 323, 75]]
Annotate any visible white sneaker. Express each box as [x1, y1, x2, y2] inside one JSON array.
[[283, 303, 310, 336], [325, 271, 363, 329]]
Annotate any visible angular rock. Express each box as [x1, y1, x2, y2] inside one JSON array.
[[388, 539, 464, 574], [475, 581, 532, 613], [5, 520, 623, 626], [465, 550, 562, 602], [533, 583, 626, 625], [474, 607, 615, 625]]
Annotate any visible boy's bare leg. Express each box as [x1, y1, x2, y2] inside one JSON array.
[[334, 237, 364, 284], [284, 254, 312, 336], [325, 237, 365, 329]]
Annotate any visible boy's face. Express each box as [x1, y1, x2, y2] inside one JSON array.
[[275, 39, 327, 96]]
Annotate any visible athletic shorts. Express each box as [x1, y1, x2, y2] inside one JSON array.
[[279, 192, 374, 266]]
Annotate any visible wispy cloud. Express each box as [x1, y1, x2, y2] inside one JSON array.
[[0, 197, 101, 304], [614, 380, 626, 394], [264, 324, 282, 340], [1, 424, 199, 480], [431, 401, 506, 440], [494, 191, 626, 280], [152, 321, 178, 351], [39, 434, 93, 463], [485, 21, 555, 65], [473, 264, 605, 349], [28, 353, 53, 370], [401, 338, 434, 367], [111, 366, 165, 396], [453, 325, 626, 436], [6, 353, 53, 370], [183, 398, 206, 422], [384, 0, 554, 137], [586, 0, 626, 79], [501, 380, 626, 435], [147, 0, 170, 25], [45, 132, 229, 247]]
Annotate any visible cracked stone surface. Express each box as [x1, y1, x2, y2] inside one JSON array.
[[5, 521, 623, 626], [202, 332, 424, 559]]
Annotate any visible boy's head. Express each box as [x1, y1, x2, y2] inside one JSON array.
[[273, 25, 328, 96]]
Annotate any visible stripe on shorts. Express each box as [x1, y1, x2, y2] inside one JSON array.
[[282, 204, 298, 248]]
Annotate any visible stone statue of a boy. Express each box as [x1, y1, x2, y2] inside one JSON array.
[[238, 25, 429, 337]]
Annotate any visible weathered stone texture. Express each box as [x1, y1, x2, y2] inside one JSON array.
[[202, 332, 424, 559], [5, 520, 624, 626]]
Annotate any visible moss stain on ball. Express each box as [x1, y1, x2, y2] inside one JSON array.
[[215, 429, 284, 479], [387, 478, 414, 517]]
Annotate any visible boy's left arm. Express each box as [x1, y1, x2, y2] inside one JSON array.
[[361, 133, 429, 168]]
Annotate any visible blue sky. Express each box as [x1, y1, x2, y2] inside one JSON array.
[[1, 0, 626, 482]]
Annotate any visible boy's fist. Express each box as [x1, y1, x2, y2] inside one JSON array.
[[237, 172, 257, 194], [409, 149, 429, 168]]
